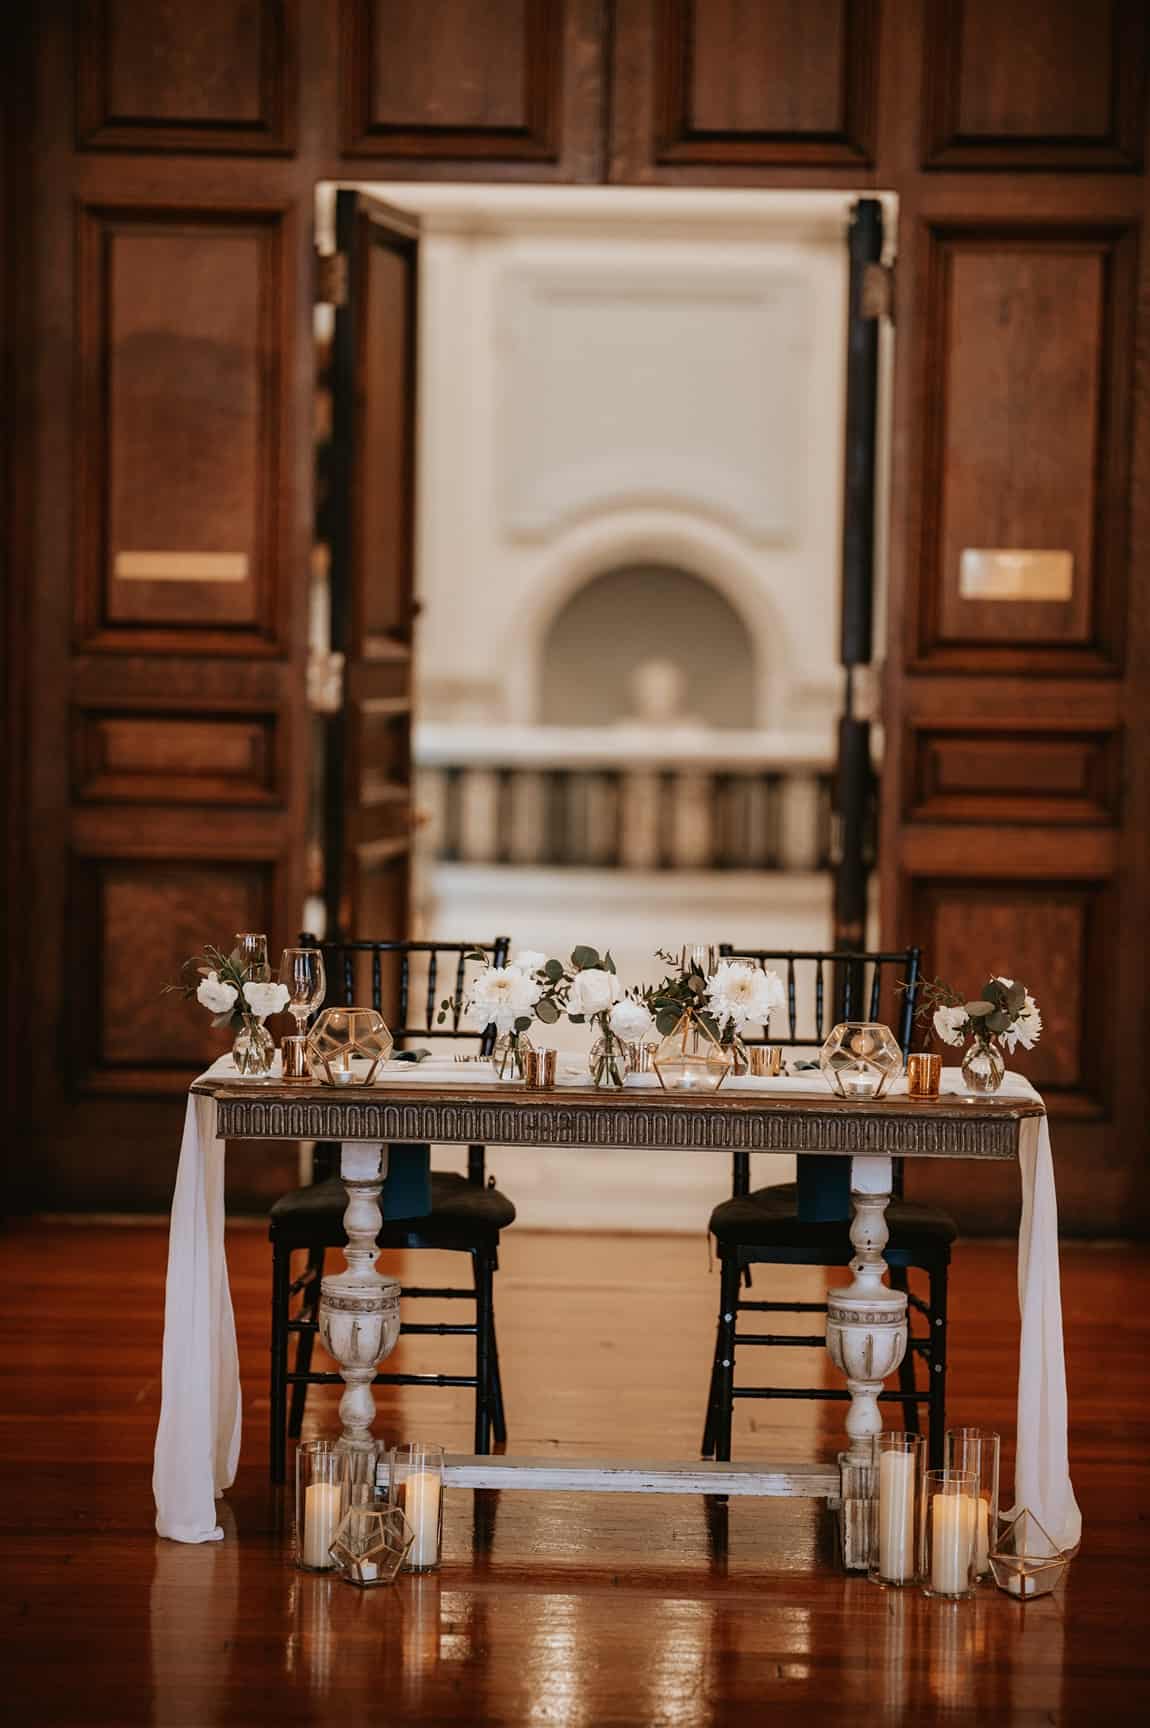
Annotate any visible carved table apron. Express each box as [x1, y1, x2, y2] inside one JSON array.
[[192, 1076, 1043, 1537]]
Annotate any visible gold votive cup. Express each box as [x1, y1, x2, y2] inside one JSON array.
[[906, 1052, 941, 1099], [625, 1041, 660, 1074], [747, 1046, 784, 1077], [522, 1047, 556, 1089], [282, 1034, 311, 1080]]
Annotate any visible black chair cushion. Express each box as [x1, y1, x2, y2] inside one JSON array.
[[270, 1171, 516, 1249], [708, 1180, 957, 1258]]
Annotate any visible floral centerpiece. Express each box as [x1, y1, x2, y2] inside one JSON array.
[[916, 973, 1042, 1093], [166, 942, 289, 1076], [642, 950, 785, 1090]]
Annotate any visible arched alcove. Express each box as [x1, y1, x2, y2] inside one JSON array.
[[538, 564, 756, 729]]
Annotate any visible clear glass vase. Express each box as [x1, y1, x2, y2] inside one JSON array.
[[588, 1028, 627, 1089], [961, 1038, 1005, 1093], [491, 1031, 532, 1081], [652, 1011, 732, 1093], [232, 1013, 275, 1077]]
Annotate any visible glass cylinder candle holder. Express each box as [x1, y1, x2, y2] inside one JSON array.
[[921, 1469, 978, 1600], [296, 1440, 350, 1572], [389, 1443, 445, 1571], [870, 1431, 925, 1587], [944, 1428, 1000, 1579]]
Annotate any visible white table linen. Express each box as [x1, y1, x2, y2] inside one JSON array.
[[154, 1058, 1080, 1553]]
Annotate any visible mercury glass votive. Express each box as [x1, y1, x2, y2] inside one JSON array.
[[907, 1052, 942, 1099], [747, 1045, 784, 1077], [944, 1428, 999, 1578]]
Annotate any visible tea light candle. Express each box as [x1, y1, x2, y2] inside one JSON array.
[[403, 1470, 441, 1569], [879, 1448, 916, 1582], [931, 1492, 975, 1595], [303, 1481, 343, 1569]]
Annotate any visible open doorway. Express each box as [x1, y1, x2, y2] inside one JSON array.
[[311, 184, 895, 1227]]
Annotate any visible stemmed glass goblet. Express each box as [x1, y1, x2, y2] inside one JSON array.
[[280, 947, 327, 1041]]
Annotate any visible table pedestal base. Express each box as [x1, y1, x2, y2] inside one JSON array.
[[317, 1143, 401, 1467]]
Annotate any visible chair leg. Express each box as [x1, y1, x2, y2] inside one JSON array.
[[288, 1244, 325, 1441], [701, 1316, 724, 1458], [489, 1292, 508, 1447], [927, 1258, 949, 1471], [270, 1240, 291, 1485], [888, 1263, 921, 1435], [713, 1255, 742, 1464], [473, 1249, 495, 1455]]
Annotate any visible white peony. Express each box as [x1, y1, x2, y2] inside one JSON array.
[[465, 963, 543, 1034], [567, 967, 621, 1018], [1002, 994, 1043, 1052], [705, 961, 786, 1034], [196, 972, 238, 1015], [609, 998, 655, 1043], [244, 981, 290, 1020], [510, 949, 548, 976], [932, 1004, 968, 1047]]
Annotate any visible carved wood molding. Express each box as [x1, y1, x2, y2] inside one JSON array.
[[197, 1079, 1039, 1158]]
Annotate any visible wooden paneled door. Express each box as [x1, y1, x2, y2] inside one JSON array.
[[322, 189, 420, 944]]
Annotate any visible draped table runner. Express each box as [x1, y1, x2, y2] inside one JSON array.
[[154, 1059, 1080, 1553]]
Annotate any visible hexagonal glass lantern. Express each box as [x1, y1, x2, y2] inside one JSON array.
[[329, 1487, 414, 1587], [652, 1011, 733, 1093], [305, 1007, 394, 1086], [820, 1022, 903, 1100], [988, 1509, 1070, 1600]]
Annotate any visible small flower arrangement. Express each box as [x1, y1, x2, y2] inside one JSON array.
[[916, 974, 1042, 1057], [166, 943, 289, 1032], [644, 950, 784, 1046]]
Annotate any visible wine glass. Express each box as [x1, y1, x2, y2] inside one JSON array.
[[280, 947, 327, 1038]]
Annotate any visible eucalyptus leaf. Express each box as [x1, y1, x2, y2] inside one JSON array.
[[571, 945, 600, 971], [544, 959, 565, 982], [568, 1012, 585, 1025], [536, 997, 560, 1024], [514, 1015, 533, 1033], [656, 1009, 681, 1035], [985, 1009, 1011, 1034], [965, 1000, 994, 1018]]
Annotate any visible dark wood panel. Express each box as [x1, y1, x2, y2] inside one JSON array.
[[75, 201, 292, 655], [73, 711, 280, 805], [913, 222, 1137, 672], [907, 873, 1110, 1117], [341, 0, 563, 159], [922, 0, 1147, 171], [70, 853, 278, 1092], [908, 728, 1120, 825], [653, 0, 875, 167], [76, 0, 296, 154]]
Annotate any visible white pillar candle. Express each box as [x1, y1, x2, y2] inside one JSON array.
[[303, 1481, 343, 1569], [403, 1470, 441, 1569], [878, 1448, 916, 1581], [931, 1493, 974, 1595]]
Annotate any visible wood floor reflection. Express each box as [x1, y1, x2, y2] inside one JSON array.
[[2, 1224, 1146, 1725]]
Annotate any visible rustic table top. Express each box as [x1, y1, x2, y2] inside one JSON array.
[[190, 1074, 1045, 1159]]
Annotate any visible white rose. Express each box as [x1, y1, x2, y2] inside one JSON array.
[[511, 949, 548, 976], [1002, 994, 1042, 1052], [609, 999, 654, 1043], [465, 964, 542, 1035], [244, 981, 290, 1020], [567, 968, 621, 1018], [196, 972, 238, 1015], [932, 1004, 967, 1047]]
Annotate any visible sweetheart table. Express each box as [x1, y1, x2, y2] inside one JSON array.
[[155, 1062, 1079, 1564]]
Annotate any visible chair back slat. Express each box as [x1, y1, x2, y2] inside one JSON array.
[[425, 950, 438, 1032], [786, 958, 797, 1041]]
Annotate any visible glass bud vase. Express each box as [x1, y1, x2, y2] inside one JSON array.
[[232, 1013, 275, 1077], [588, 1028, 627, 1089], [961, 1038, 1005, 1094], [491, 1030, 532, 1081]]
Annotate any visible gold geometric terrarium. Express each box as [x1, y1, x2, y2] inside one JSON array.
[[329, 1489, 414, 1587], [652, 1011, 732, 1093], [988, 1509, 1071, 1600], [819, 1022, 903, 1100], [305, 1007, 393, 1086]]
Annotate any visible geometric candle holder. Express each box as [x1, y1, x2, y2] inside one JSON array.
[[329, 1486, 414, 1587], [988, 1508, 1071, 1600], [820, 1022, 904, 1100], [304, 1006, 393, 1086]]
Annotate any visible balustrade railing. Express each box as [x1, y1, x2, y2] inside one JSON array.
[[415, 727, 836, 874]]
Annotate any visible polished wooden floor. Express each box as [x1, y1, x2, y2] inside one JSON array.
[[2, 1222, 1148, 1726]]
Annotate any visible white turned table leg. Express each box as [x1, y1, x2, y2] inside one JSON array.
[[825, 1154, 909, 1569], [317, 1142, 401, 1467]]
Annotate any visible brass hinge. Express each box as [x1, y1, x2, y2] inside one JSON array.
[[861, 261, 894, 323], [315, 249, 349, 308]]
